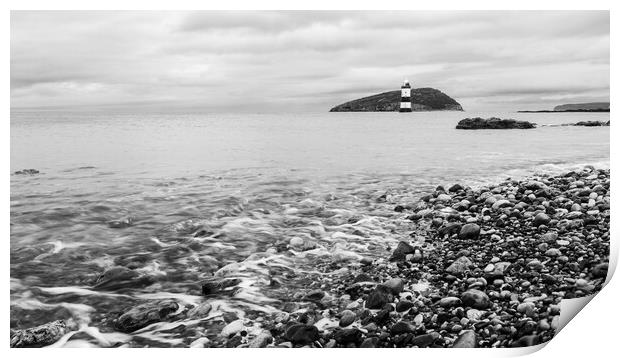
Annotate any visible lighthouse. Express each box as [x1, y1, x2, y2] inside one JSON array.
[[399, 80, 412, 112]]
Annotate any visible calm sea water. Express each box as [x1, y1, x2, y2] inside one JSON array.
[[10, 110, 610, 347]]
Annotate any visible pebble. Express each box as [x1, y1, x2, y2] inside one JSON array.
[[452, 330, 476, 348], [461, 289, 490, 309], [339, 310, 356, 327], [220, 319, 245, 337], [458, 223, 481, 240]]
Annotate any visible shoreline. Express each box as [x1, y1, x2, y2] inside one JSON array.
[[10, 166, 610, 348]]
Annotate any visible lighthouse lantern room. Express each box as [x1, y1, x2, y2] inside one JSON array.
[[399, 80, 412, 112]]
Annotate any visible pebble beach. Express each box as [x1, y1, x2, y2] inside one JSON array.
[[11, 166, 610, 348]]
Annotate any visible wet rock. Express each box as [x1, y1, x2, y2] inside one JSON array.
[[446, 256, 473, 275], [458, 223, 481, 240], [452, 330, 477, 348], [93, 266, 153, 291], [10, 320, 69, 348], [187, 301, 212, 319], [461, 289, 490, 309], [284, 324, 319, 345], [114, 299, 179, 333], [201, 278, 242, 295]]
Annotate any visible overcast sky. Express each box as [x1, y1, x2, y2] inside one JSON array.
[[11, 11, 609, 112]]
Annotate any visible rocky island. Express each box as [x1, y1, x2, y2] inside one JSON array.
[[330, 88, 463, 112], [456, 117, 536, 130]]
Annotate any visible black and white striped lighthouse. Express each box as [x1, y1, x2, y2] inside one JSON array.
[[399, 80, 412, 112]]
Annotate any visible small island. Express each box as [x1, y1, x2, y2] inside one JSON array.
[[330, 87, 463, 112], [518, 102, 609, 113], [456, 117, 535, 130]]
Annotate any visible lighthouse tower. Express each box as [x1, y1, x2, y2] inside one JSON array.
[[399, 80, 412, 112]]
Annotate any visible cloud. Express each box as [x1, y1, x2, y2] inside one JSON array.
[[10, 10, 609, 111]]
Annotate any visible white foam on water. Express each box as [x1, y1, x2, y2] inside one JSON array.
[[134, 292, 202, 307], [36, 286, 131, 299]]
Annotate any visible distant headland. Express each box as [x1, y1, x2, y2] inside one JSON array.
[[518, 102, 609, 113], [329, 86, 463, 112]]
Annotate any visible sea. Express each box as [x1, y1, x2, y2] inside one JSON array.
[[10, 110, 610, 347]]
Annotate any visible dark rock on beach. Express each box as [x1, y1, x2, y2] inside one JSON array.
[[456, 117, 536, 130]]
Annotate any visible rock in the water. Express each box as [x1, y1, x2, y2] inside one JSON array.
[[13, 169, 40, 175], [456, 117, 535, 130], [107, 217, 134, 228], [458, 223, 481, 240], [452, 330, 477, 348], [10, 320, 69, 348], [461, 289, 490, 309], [93, 266, 153, 291], [114, 299, 179, 333], [187, 301, 212, 319], [201, 278, 242, 295], [389, 241, 415, 261], [284, 324, 319, 345]]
